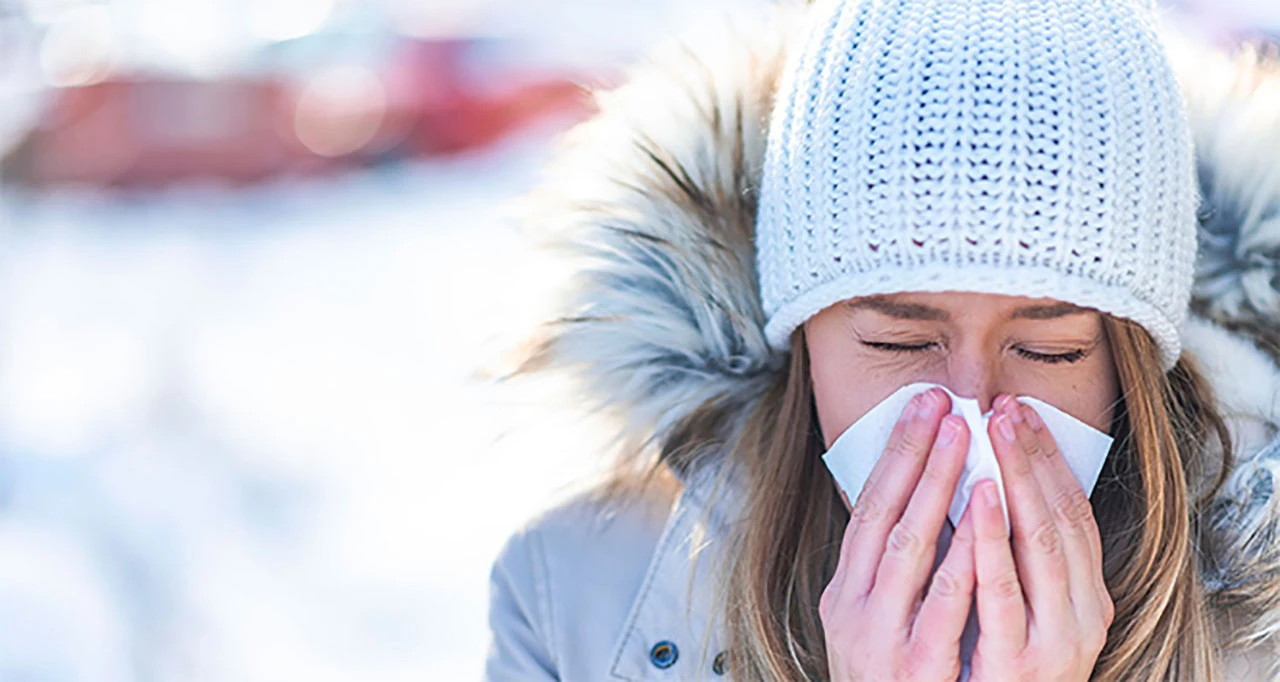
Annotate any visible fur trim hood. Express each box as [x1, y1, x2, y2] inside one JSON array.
[[514, 2, 1280, 654]]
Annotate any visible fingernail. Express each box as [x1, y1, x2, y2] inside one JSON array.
[[937, 417, 959, 445], [1008, 402, 1024, 424], [1025, 407, 1044, 432], [902, 396, 920, 422], [995, 414, 1015, 442], [982, 482, 1001, 508], [994, 394, 1012, 412]]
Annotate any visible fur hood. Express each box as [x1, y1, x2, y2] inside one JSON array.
[[514, 1, 1280, 654]]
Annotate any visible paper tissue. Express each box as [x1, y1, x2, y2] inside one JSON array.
[[822, 381, 1114, 531]]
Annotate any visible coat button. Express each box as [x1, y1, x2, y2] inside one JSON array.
[[712, 650, 727, 675], [648, 640, 678, 669]]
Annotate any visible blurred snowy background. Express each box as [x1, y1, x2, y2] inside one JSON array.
[[0, 0, 1275, 680]]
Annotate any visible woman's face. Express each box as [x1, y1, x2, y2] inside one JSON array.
[[805, 291, 1120, 448]]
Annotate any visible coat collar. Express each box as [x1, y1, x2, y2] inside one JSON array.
[[607, 466, 736, 681]]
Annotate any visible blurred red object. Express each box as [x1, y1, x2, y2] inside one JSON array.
[[10, 78, 311, 188], [5, 35, 595, 189], [392, 37, 591, 156]]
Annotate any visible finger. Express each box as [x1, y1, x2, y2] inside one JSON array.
[[829, 391, 922, 599], [972, 479, 1028, 653], [844, 388, 951, 597], [820, 494, 865, 622], [911, 507, 977, 658], [1017, 403, 1111, 627], [859, 388, 949, 504], [826, 394, 921, 599], [989, 404, 1071, 623], [1016, 402, 1104, 562], [870, 414, 969, 624]]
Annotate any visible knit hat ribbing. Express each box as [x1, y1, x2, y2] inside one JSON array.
[[755, 0, 1199, 370]]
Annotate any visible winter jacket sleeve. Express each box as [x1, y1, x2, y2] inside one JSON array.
[[483, 524, 559, 682]]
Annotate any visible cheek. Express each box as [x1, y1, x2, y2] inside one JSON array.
[[809, 351, 902, 449], [804, 312, 935, 448], [1013, 363, 1120, 434], [1080, 371, 1121, 434]]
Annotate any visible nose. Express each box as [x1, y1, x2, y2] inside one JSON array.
[[941, 346, 1004, 413]]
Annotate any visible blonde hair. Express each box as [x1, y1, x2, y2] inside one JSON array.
[[673, 315, 1233, 680]]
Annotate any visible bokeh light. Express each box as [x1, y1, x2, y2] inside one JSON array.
[[38, 4, 117, 87], [248, 0, 334, 43], [293, 65, 387, 158]]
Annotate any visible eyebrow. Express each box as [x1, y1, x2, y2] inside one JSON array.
[[845, 297, 1090, 321]]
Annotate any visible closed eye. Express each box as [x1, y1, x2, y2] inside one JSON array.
[[863, 341, 936, 353], [864, 341, 1088, 364], [1015, 347, 1087, 364]]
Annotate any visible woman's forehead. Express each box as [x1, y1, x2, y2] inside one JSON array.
[[843, 292, 1096, 322]]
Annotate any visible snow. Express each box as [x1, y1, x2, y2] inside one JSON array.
[[1, 0, 766, 675], [0, 135, 614, 680]]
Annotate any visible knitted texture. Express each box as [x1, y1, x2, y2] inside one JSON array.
[[756, 0, 1199, 370]]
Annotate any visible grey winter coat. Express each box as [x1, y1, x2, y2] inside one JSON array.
[[483, 5, 1280, 680]]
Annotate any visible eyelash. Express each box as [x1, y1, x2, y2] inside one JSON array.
[[863, 341, 1087, 365]]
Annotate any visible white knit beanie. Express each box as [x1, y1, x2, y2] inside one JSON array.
[[755, 0, 1198, 370]]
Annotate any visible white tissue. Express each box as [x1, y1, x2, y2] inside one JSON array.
[[821, 382, 1114, 531]]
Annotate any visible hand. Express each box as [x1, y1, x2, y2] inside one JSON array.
[[820, 388, 979, 680], [967, 396, 1114, 681]]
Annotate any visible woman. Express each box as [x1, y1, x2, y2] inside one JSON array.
[[485, 0, 1280, 679]]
